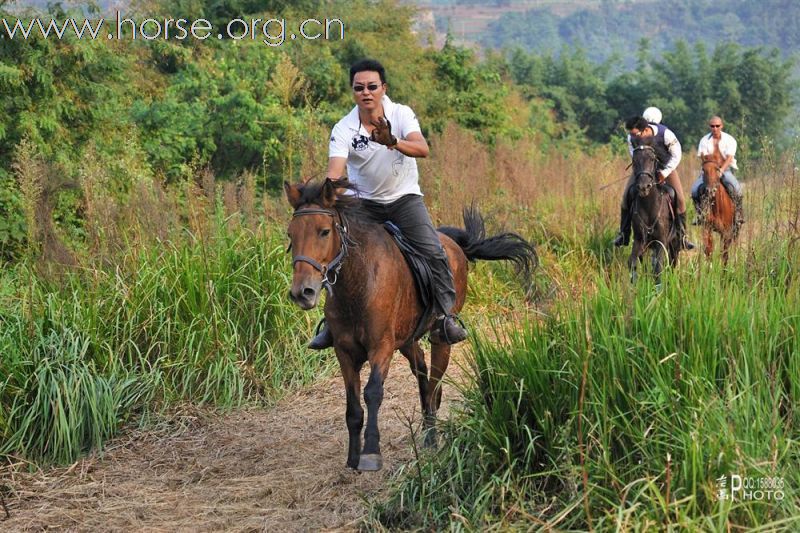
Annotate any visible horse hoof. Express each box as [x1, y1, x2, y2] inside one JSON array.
[[423, 429, 438, 448], [357, 454, 383, 471]]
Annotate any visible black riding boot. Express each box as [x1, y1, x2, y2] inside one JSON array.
[[613, 208, 632, 247], [429, 315, 467, 345], [308, 320, 333, 350], [676, 213, 696, 250]]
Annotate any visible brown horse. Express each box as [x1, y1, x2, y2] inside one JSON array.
[[699, 152, 737, 262], [284, 178, 536, 471]]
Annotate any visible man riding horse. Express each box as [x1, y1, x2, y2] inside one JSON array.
[[691, 116, 745, 227], [614, 116, 696, 250], [308, 58, 467, 350]]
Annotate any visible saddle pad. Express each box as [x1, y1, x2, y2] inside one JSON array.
[[383, 221, 437, 342]]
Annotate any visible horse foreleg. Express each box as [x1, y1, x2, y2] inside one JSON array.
[[722, 233, 733, 265], [628, 240, 644, 283], [335, 351, 364, 470], [703, 227, 714, 259], [400, 342, 436, 448], [359, 345, 393, 471], [651, 242, 664, 287]]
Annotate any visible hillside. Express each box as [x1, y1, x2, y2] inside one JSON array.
[[413, 0, 800, 64]]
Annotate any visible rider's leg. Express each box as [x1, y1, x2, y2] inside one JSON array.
[[722, 170, 745, 225], [664, 170, 696, 250], [385, 194, 466, 345], [613, 174, 636, 247]]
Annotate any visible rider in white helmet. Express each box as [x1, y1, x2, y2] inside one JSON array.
[[616, 107, 696, 250], [626, 106, 663, 153], [642, 106, 662, 124]]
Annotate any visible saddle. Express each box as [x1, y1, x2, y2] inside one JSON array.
[[660, 183, 676, 204], [382, 221, 437, 342]]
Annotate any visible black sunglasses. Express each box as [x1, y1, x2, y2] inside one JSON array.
[[709, 124, 722, 128], [353, 83, 381, 93]]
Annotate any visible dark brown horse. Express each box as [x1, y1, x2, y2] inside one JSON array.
[[284, 178, 536, 471], [700, 151, 737, 262], [628, 136, 680, 284]]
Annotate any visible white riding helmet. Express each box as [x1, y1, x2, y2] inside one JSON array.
[[643, 106, 662, 124]]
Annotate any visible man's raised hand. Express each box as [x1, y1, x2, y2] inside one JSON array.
[[370, 116, 397, 147]]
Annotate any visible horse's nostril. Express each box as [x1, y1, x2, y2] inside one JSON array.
[[302, 287, 316, 298]]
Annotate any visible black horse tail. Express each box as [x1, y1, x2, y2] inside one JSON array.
[[438, 206, 538, 283]]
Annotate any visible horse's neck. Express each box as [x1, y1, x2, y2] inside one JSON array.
[[703, 162, 721, 188], [330, 221, 384, 300], [634, 189, 664, 218]]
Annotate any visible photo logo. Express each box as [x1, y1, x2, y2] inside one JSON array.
[[716, 474, 786, 501]]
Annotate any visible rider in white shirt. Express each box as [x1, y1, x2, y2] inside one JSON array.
[[691, 116, 744, 226]]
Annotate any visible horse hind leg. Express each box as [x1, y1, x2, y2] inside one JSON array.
[[400, 341, 436, 448], [424, 340, 453, 448]]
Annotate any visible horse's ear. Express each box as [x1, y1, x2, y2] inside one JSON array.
[[284, 181, 302, 209], [321, 178, 337, 208]]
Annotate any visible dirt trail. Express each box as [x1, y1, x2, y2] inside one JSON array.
[[2, 350, 467, 532]]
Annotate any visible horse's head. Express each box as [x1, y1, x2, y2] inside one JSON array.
[[284, 178, 351, 310], [630, 136, 659, 197], [701, 154, 722, 190]]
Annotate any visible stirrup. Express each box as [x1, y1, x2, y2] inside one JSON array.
[[430, 315, 467, 345]]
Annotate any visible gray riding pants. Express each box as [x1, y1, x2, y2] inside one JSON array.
[[361, 194, 456, 317]]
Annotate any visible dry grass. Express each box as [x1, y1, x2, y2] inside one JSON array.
[[1, 349, 469, 532]]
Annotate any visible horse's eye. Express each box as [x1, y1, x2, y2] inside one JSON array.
[[320, 229, 331, 238]]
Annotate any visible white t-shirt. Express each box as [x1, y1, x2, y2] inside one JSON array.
[[697, 131, 738, 170], [329, 95, 422, 203]]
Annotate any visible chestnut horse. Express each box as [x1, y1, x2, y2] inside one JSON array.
[[699, 152, 737, 262], [284, 178, 536, 471], [628, 136, 680, 284]]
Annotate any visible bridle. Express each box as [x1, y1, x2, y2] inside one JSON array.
[[632, 144, 658, 184], [290, 207, 349, 289], [631, 144, 666, 238]]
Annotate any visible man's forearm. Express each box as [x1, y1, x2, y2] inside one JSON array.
[[392, 138, 429, 158], [720, 155, 734, 173]]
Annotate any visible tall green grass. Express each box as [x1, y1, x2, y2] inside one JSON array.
[[0, 225, 328, 464], [373, 238, 799, 530]]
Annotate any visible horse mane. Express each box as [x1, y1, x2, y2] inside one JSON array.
[[631, 135, 671, 168], [294, 178, 365, 218]]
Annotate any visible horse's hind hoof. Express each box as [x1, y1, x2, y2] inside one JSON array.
[[357, 453, 383, 471]]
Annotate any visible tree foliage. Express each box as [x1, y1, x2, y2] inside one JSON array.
[[481, 0, 800, 66], [0, 0, 795, 259], [506, 41, 795, 151]]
